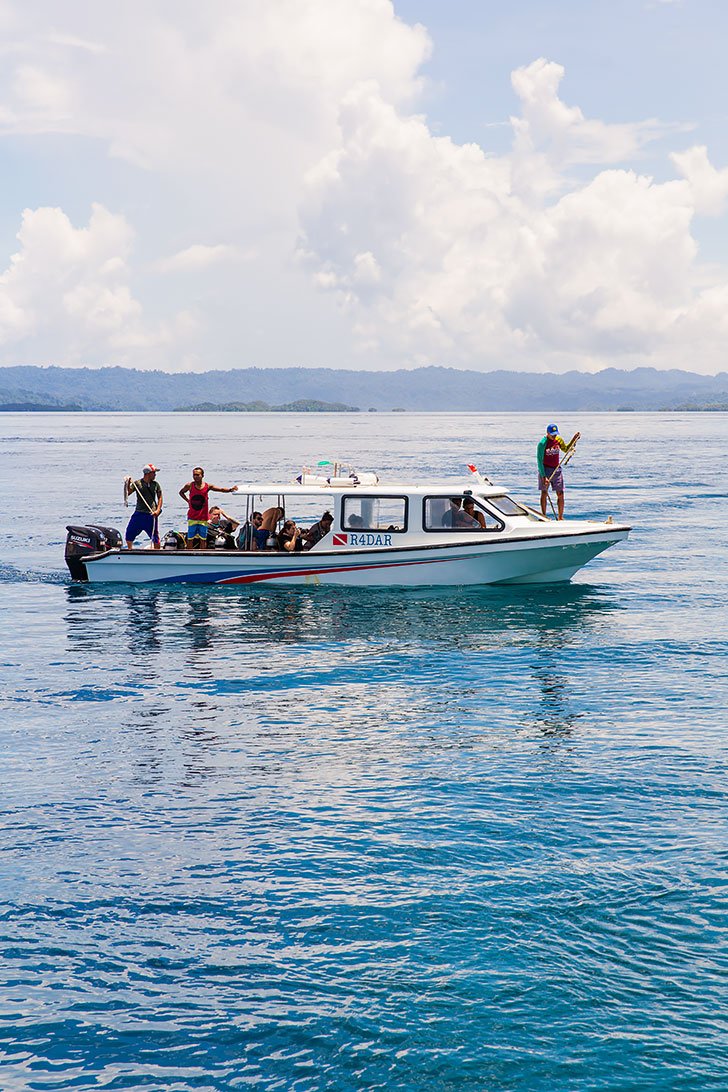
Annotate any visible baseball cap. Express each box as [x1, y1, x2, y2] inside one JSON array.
[[546, 424, 559, 435], [142, 463, 159, 473]]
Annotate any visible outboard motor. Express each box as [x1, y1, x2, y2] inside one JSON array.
[[65, 525, 123, 581]]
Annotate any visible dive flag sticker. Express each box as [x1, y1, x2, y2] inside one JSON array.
[[332, 533, 348, 546]]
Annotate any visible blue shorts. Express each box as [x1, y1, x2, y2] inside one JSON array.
[[125, 511, 160, 544], [539, 467, 564, 493], [187, 521, 208, 540]]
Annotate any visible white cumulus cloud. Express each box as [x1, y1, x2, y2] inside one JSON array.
[[153, 244, 250, 274], [298, 57, 728, 371], [0, 3, 725, 373], [0, 204, 191, 363]]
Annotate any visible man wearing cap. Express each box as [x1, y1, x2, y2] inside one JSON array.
[[124, 465, 163, 549], [537, 425, 580, 520]]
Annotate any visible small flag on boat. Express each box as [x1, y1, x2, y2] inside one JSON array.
[[467, 463, 493, 485]]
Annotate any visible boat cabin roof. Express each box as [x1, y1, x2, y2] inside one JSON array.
[[234, 480, 508, 497]]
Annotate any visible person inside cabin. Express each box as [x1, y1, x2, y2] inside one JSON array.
[[277, 519, 303, 552], [441, 497, 462, 527], [179, 467, 239, 549], [208, 505, 240, 548], [302, 510, 333, 550], [458, 497, 486, 529], [257, 506, 284, 550], [347, 513, 364, 529], [237, 511, 263, 550]]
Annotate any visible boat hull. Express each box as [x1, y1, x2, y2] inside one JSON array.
[[81, 527, 630, 587]]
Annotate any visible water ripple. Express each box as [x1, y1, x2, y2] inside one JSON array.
[[1, 413, 728, 1090]]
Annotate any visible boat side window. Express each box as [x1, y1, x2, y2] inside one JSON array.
[[342, 496, 408, 532], [423, 495, 503, 532]]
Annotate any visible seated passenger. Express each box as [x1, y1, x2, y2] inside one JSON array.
[[302, 510, 333, 550], [237, 511, 263, 550], [347, 513, 364, 529], [442, 497, 463, 527], [257, 506, 284, 550], [208, 505, 240, 548], [457, 498, 486, 529], [277, 519, 303, 552]]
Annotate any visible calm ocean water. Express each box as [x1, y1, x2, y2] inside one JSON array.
[[1, 411, 727, 1091]]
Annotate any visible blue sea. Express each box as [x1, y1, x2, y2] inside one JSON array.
[[1, 411, 727, 1091]]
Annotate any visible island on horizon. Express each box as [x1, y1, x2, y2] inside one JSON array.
[[1, 363, 727, 413], [172, 398, 360, 413]]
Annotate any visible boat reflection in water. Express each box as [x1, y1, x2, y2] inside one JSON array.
[[64, 581, 619, 777]]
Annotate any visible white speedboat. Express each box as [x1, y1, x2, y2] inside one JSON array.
[[64, 467, 630, 586]]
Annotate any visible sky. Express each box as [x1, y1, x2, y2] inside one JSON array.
[[1, 0, 727, 375]]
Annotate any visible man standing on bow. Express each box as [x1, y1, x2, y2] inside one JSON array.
[[124, 464, 163, 549], [537, 424, 581, 520]]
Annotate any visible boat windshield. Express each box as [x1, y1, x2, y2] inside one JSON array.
[[486, 494, 544, 521]]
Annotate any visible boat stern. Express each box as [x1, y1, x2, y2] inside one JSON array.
[[65, 525, 123, 581]]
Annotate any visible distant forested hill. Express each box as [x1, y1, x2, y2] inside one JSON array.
[[173, 399, 359, 412], [1, 364, 727, 412]]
